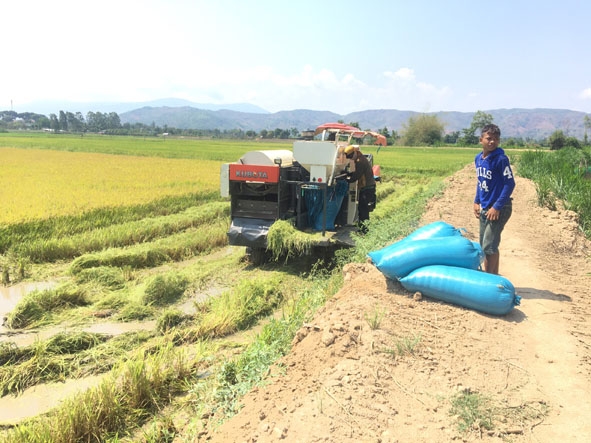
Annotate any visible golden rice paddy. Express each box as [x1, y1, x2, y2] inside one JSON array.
[[0, 147, 220, 224]]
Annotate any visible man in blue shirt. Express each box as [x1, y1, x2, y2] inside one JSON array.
[[473, 124, 515, 274]]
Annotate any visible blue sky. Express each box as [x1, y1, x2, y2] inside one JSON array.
[[3, 0, 591, 114]]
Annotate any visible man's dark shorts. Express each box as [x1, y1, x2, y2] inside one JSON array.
[[479, 200, 512, 255]]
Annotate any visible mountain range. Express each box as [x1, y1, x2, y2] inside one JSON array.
[[13, 98, 590, 139], [15, 98, 268, 117], [120, 106, 588, 140]]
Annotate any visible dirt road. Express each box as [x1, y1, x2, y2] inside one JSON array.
[[204, 164, 591, 442]]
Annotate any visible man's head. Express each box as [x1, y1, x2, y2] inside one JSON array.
[[344, 145, 356, 159], [480, 124, 501, 156], [481, 124, 501, 139]]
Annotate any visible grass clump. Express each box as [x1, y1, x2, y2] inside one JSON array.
[[172, 288, 280, 344], [116, 303, 155, 321], [190, 276, 285, 338], [5, 283, 90, 329], [394, 333, 422, 355], [449, 389, 495, 432], [74, 265, 126, 289], [142, 272, 190, 306], [0, 252, 30, 284], [365, 305, 385, 330], [156, 309, 189, 334], [140, 417, 178, 442], [43, 331, 108, 354], [378, 333, 422, 358], [0, 342, 20, 366]]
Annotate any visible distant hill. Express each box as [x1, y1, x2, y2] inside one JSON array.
[[119, 106, 589, 139], [14, 98, 270, 117], [6, 98, 589, 139]]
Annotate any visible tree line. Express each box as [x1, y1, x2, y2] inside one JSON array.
[[2, 109, 590, 149], [0, 110, 302, 139], [0, 110, 121, 133], [396, 111, 591, 149]]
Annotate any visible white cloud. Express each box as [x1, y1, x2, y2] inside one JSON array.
[[384, 68, 416, 81], [188, 65, 370, 112], [164, 65, 454, 114], [374, 68, 453, 112], [580, 88, 591, 100]]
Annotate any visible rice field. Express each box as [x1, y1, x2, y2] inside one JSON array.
[[0, 134, 478, 225], [0, 133, 479, 442], [0, 147, 220, 223]]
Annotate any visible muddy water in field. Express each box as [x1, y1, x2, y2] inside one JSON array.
[[0, 285, 223, 427], [0, 281, 57, 334], [1, 320, 159, 348], [0, 375, 105, 426]]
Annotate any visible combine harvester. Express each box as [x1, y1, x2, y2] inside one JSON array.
[[220, 123, 386, 263]]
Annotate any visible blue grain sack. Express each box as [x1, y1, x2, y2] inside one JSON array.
[[404, 221, 465, 241], [368, 236, 484, 280], [400, 265, 521, 316]]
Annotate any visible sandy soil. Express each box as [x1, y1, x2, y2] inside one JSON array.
[[203, 164, 591, 443]]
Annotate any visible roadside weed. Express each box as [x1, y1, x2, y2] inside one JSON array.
[[449, 390, 494, 432], [378, 333, 422, 357], [395, 333, 422, 355], [365, 305, 385, 330]]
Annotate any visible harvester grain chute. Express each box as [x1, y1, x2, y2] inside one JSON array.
[[220, 123, 385, 263]]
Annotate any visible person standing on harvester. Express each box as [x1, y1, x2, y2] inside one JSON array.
[[473, 124, 515, 274], [344, 145, 376, 234]]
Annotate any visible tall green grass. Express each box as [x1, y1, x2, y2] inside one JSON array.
[[518, 147, 591, 234]]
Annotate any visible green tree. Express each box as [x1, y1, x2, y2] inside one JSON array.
[[584, 115, 591, 146], [444, 131, 460, 144], [66, 111, 85, 132], [37, 115, 50, 129], [49, 113, 59, 131], [58, 110, 67, 131], [470, 110, 494, 131], [503, 137, 525, 147], [106, 112, 121, 129], [460, 110, 494, 145], [565, 136, 581, 149], [401, 114, 444, 146], [389, 129, 399, 143], [548, 130, 566, 150]]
